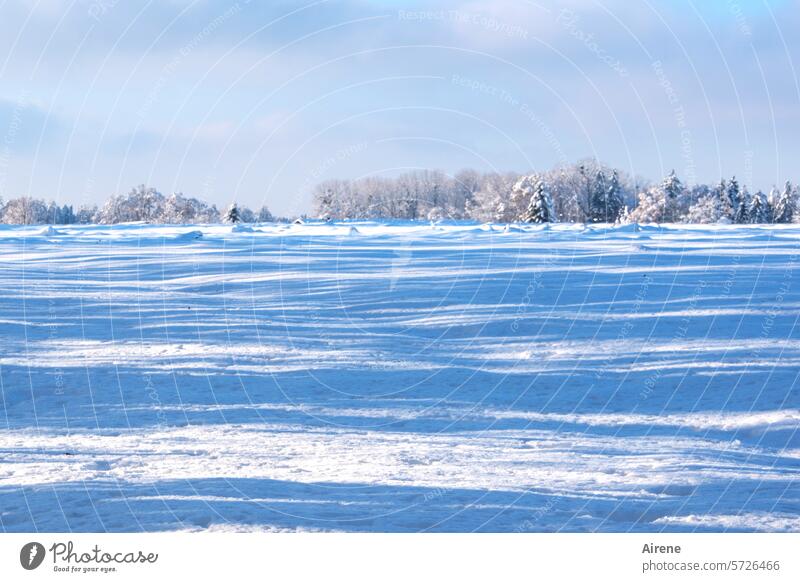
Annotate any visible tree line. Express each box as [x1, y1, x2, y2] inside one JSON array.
[[2, 160, 798, 225], [313, 160, 798, 224], [0, 185, 274, 225]]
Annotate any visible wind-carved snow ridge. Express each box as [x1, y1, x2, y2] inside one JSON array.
[[0, 222, 798, 532]]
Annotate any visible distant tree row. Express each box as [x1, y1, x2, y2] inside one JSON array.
[[313, 161, 800, 224], [629, 173, 796, 225], [3, 163, 800, 225], [0, 185, 275, 225]]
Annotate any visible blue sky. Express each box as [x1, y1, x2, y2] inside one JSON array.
[[0, 0, 798, 215]]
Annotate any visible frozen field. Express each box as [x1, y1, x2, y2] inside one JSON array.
[[0, 221, 798, 532]]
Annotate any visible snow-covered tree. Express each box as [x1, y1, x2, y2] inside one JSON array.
[[629, 186, 665, 223], [45, 201, 60, 224], [313, 183, 337, 219], [76, 204, 97, 224], [257, 206, 274, 222], [201, 205, 221, 223], [734, 187, 750, 224], [468, 173, 518, 222], [662, 170, 683, 201], [510, 175, 537, 221], [523, 179, 555, 223], [588, 170, 608, 222], [627, 171, 686, 224], [661, 170, 685, 222], [576, 164, 595, 222], [722, 177, 740, 221], [163, 193, 197, 224], [590, 170, 624, 223], [767, 186, 779, 207], [1, 196, 48, 224], [748, 191, 770, 223], [96, 185, 165, 224], [543, 161, 635, 223], [773, 181, 795, 223], [238, 206, 256, 223], [712, 179, 729, 221], [225, 203, 241, 223], [452, 169, 481, 215], [546, 168, 584, 222], [59, 204, 76, 224], [684, 194, 722, 224]]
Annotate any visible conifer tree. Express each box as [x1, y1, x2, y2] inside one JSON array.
[[734, 187, 750, 224], [524, 179, 555, 223], [661, 170, 684, 222], [225, 202, 241, 224], [722, 177, 740, 220], [773, 181, 795, 223], [748, 191, 769, 223]]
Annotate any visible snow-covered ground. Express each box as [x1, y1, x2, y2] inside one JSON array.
[[0, 221, 798, 532]]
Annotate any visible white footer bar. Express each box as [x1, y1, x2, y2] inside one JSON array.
[[2, 533, 798, 581]]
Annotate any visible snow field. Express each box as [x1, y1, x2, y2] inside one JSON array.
[[0, 222, 798, 531]]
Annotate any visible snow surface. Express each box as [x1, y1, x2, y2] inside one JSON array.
[[0, 221, 798, 532]]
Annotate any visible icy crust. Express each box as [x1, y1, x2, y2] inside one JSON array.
[[0, 222, 798, 532]]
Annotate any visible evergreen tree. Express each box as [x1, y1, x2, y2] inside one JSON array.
[[606, 170, 625, 222], [46, 201, 61, 224], [722, 177, 740, 220], [590, 170, 624, 222], [714, 179, 730, 220], [588, 170, 609, 222], [661, 170, 684, 222], [524, 179, 555, 223], [734, 187, 750, 224], [662, 170, 682, 200], [578, 164, 592, 222], [60, 204, 75, 224], [748, 191, 769, 223], [257, 206, 274, 222], [773, 181, 794, 223], [225, 202, 240, 224]]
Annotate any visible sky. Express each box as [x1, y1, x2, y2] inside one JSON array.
[[0, 0, 798, 216]]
